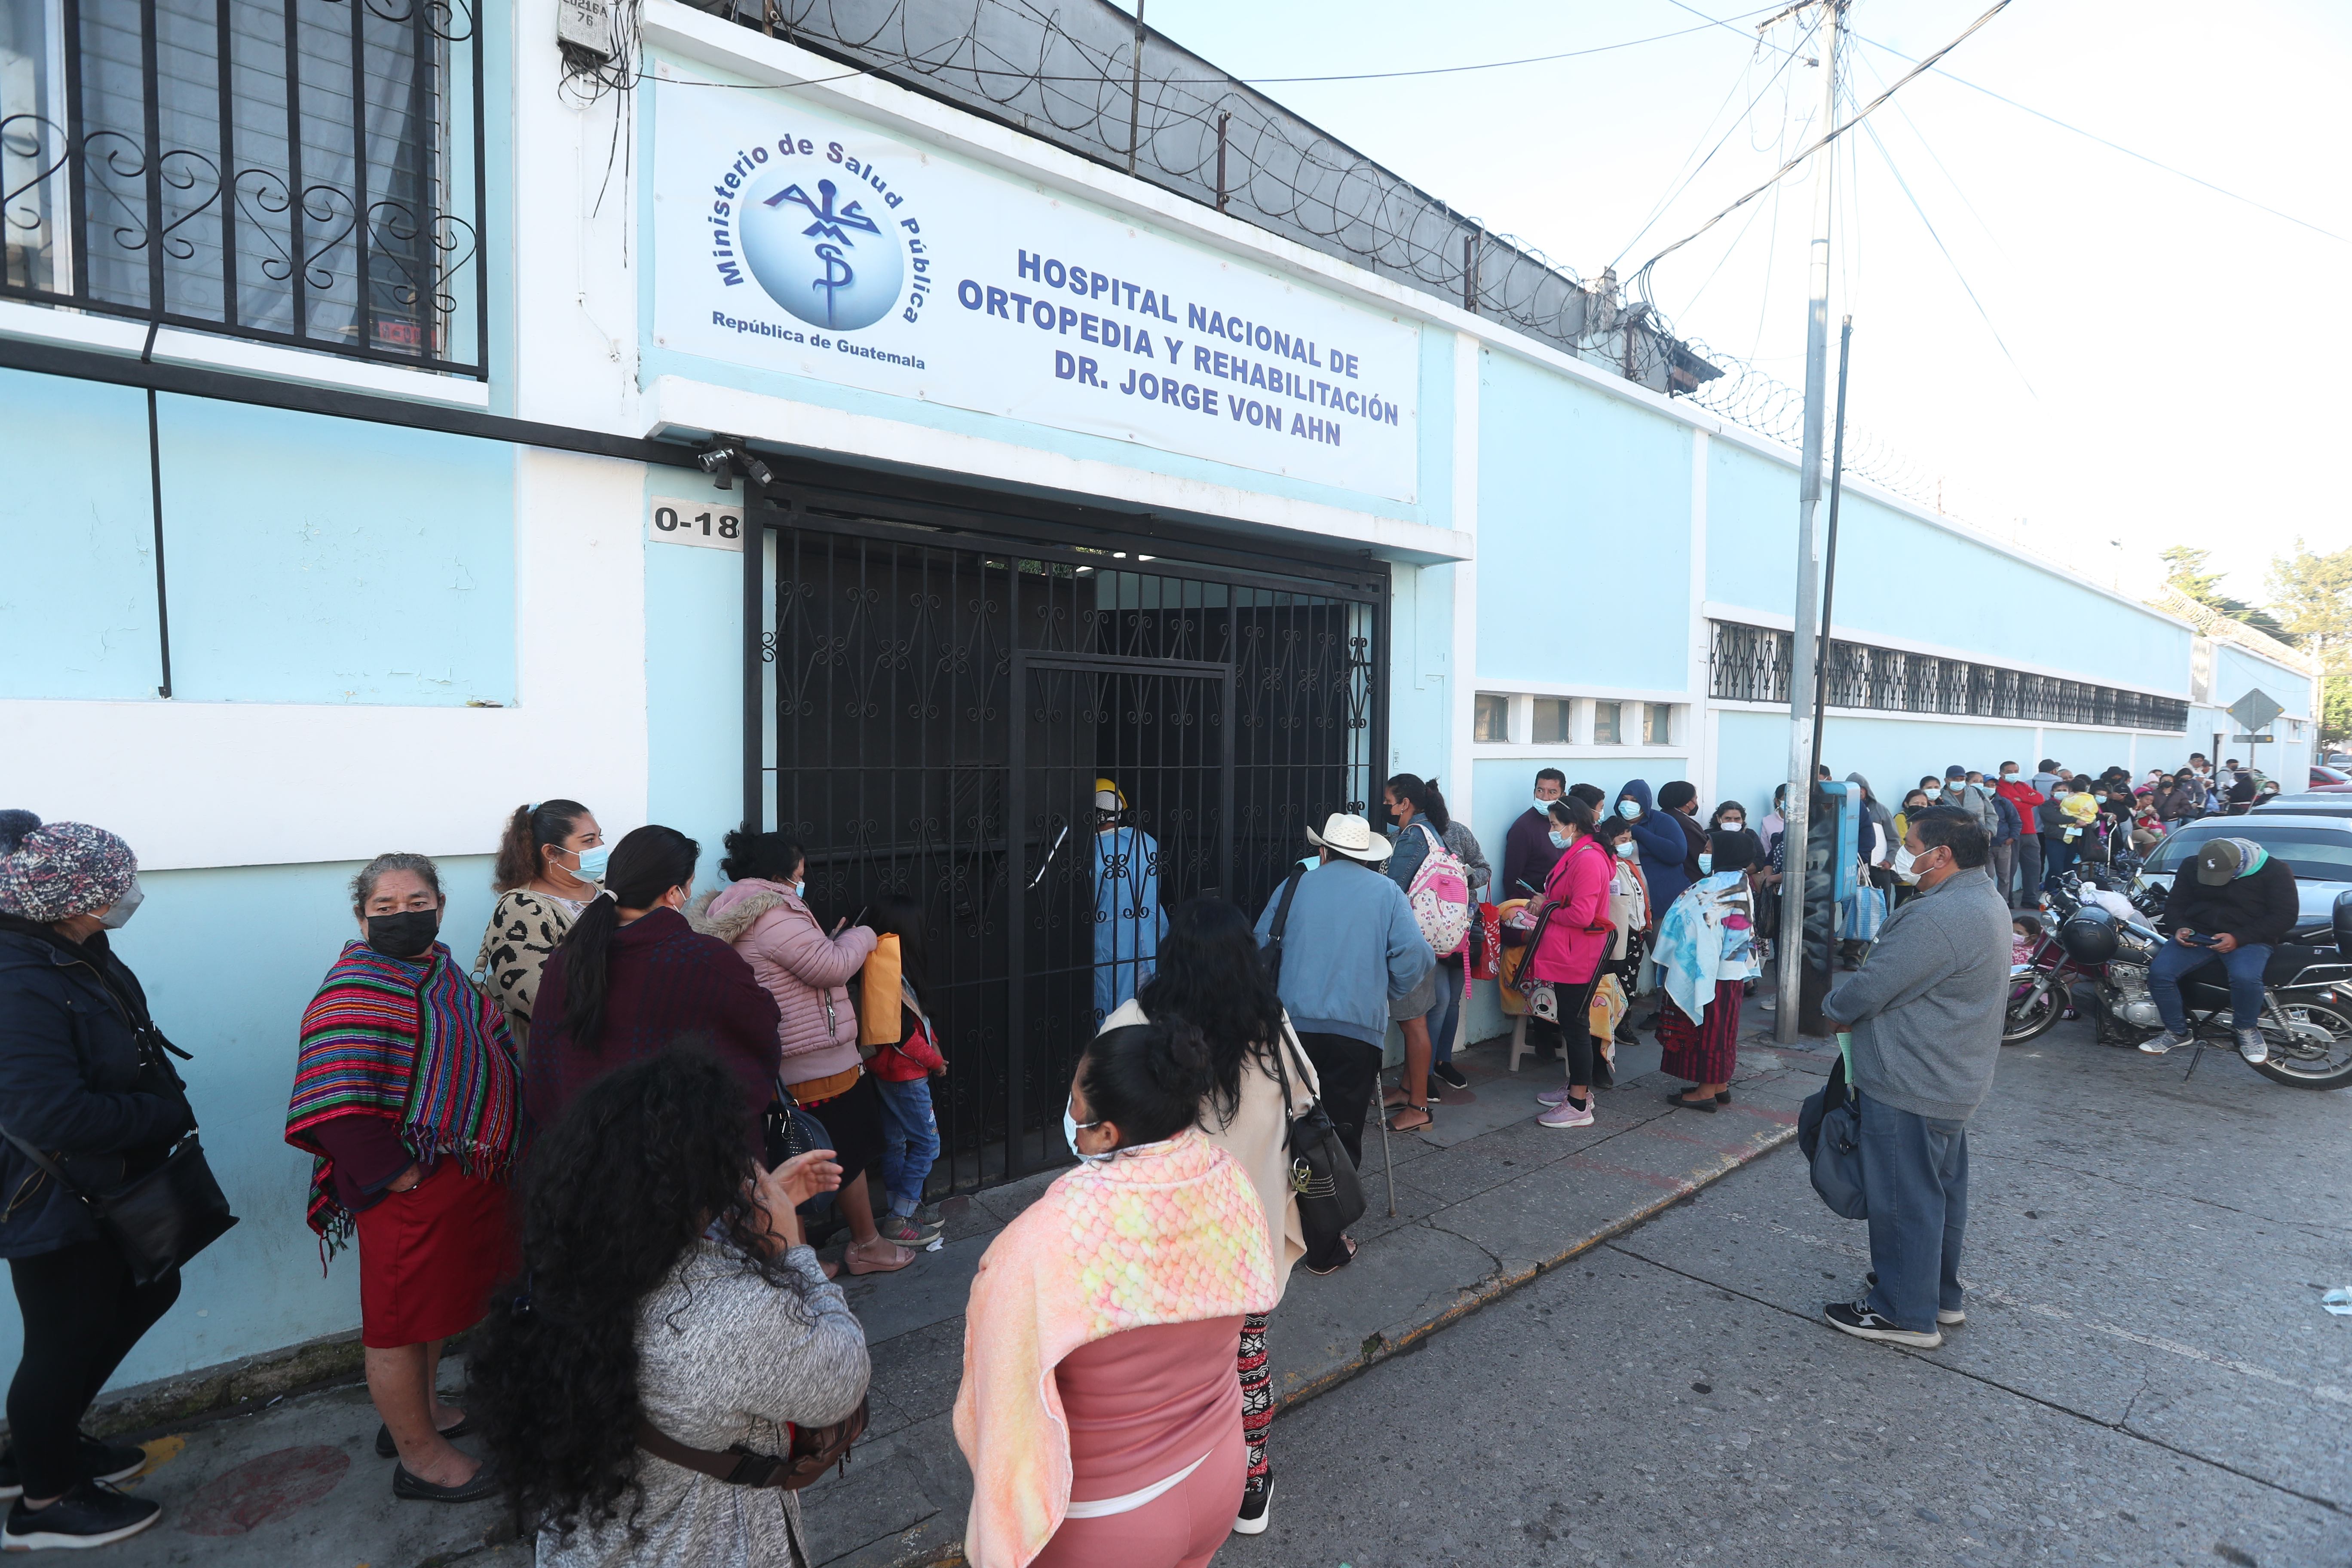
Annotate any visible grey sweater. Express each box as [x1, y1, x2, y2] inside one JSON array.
[[540, 1239, 870, 1568], [1821, 865, 2013, 1122]]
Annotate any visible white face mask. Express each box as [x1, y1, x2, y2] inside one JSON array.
[[1893, 846, 1921, 885]]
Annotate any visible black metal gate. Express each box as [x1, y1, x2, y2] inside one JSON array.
[[742, 472, 1384, 1190]]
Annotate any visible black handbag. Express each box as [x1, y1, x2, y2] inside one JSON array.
[[1795, 1054, 1867, 1221], [0, 1127, 238, 1289], [1266, 1022, 1364, 1261], [763, 1080, 839, 1220]]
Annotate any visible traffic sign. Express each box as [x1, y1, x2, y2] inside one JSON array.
[[2227, 688, 2283, 734]]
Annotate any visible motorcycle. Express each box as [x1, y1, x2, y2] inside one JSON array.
[[2003, 885, 2352, 1091]]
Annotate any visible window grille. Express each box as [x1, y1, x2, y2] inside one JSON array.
[[1707, 622, 2187, 732], [1, 0, 486, 375]]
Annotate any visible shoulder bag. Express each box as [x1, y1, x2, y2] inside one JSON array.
[[637, 1394, 870, 1491], [763, 1079, 839, 1222], [1266, 1020, 1364, 1262], [1259, 867, 1306, 988], [0, 1127, 237, 1290], [1795, 1053, 1867, 1221]]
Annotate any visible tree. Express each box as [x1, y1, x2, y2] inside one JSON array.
[[2162, 546, 2290, 638], [2266, 540, 2352, 747]]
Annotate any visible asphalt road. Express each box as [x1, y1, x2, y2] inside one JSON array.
[[1226, 1012, 2352, 1568]]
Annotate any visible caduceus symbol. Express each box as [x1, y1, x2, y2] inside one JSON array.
[[765, 178, 883, 331], [812, 243, 855, 328]]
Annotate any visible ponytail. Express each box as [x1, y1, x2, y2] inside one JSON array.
[[553, 824, 699, 1051], [493, 799, 590, 893], [1385, 772, 1449, 833]]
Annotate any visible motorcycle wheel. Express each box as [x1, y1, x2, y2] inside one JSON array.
[[2249, 1001, 2352, 1092], [2003, 979, 2064, 1045]]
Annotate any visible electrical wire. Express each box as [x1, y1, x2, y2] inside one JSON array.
[[1850, 32, 2349, 246], [1629, 0, 2015, 295], [1856, 115, 2035, 397]]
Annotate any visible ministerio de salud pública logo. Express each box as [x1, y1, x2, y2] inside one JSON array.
[[706, 132, 931, 337]]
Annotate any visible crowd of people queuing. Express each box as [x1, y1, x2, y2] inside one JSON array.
[[0, 746, 2248, 1556]]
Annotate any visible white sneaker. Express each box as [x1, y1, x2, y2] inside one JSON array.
[[2137, 1030, 2190, 1055], [2236, 1028, 2270, 1065], [1937, 1306, 1966, 1326]]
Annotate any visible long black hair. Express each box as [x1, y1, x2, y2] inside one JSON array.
[[1135, 897, 1285, 1127], [859, 892, 932, 1017], [1080, 1019, 1214, 1148], [1385, 772, 1450, 832], [554, 825, 698, 1050], [472, 1049, 805, 1539]]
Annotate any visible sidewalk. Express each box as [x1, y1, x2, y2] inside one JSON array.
[[77, 1023, 1827, 1568]]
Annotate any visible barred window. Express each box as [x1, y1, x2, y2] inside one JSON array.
[[1706, 622, 2187, 732]]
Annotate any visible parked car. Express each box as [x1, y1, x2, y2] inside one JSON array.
[[2254, 793, 2352, 819], [2310, 764, 2352, 792]]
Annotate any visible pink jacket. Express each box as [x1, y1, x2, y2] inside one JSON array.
[[1529, 835, 1613, 986], [694, 880, 878, 1083]]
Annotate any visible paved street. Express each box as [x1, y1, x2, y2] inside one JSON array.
[[1232, 1014, 2352, 1568]]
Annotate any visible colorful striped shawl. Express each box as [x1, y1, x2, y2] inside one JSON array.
[[285, 941, 521, 1242]]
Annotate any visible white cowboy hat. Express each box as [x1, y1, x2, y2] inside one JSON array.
[[1306, 812, 1391, 863]]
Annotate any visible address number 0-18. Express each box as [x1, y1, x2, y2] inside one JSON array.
[[646, 496, 744, 553]]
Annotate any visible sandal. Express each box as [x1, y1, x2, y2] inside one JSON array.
[[845, 1238, 915, 1275], [1385, 1104, 1434, 1133], [1305, 1236, 1358, 1276]]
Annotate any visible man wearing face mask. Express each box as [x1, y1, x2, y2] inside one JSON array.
[[1503, 769, 1571, 903], [1821, 805, 2011, 1350], [289, 851, 522, 1504], [1992, 763, 2044, 911], [0, 814, 198, 1550]]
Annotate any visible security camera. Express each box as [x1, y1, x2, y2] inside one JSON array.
[[696, 445, 734, 490]]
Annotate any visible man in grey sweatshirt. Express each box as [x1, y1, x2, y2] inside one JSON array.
[[1819, 803, 2013, 1348]]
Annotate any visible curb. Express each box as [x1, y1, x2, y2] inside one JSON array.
[[901, 1112, 1800, 1568]]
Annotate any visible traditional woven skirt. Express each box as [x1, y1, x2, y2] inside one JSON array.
[[1657, 980, 1744, 1086]]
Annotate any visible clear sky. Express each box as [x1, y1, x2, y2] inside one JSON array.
[[1137, 0, 2351, 607]]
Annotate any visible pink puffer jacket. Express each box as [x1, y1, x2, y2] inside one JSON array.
[[693, 880, 878, 1084]]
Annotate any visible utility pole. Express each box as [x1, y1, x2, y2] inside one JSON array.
[[1775, 0, 1841, 1045]]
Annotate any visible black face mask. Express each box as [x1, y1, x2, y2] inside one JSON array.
[[365, 909, 441, 957]]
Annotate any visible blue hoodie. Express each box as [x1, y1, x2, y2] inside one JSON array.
[[1617, 778, 1696, 911]]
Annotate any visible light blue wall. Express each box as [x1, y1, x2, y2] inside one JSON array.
[[2208, 643, 2312, 724], [0, 371, 162, 699], [644, 499, 755, 890], [155, 395, 517, 706], [1477, 352, 1693, 692], [1386, 564, 1455, 780], [0, 858, 500, 1394], [1703, 444, 2191, 694]]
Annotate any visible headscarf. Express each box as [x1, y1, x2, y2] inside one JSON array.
[[0, 812, 136, 923], [286, 941, 521, 1245]]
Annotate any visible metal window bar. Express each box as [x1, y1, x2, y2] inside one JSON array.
[[1706, 622, 2186, 732], [0, 0, 485, 377]]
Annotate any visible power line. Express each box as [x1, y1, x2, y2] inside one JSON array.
[[1858, 117, 2036, 398], [1850, 33, 2349, 246], [1629, 0, 2015, 295], [1233, 8, 1786, 84]]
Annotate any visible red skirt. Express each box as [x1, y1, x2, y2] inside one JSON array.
[[354, 1165, 513, 1348], [1657, 980, 1744, 1086]]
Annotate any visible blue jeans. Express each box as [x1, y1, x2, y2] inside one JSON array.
[[2149, 938, 2272, 1033], [2040, 836, 2074, 891], [874, 1075, 941, 1218], [1857, 1092, 1969, 1334], [1423, 955, 1465, 1066]]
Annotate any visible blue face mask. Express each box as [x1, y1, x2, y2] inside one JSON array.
[[1064, 1102, 1114, 1164], [1698, 854, 1714, 875], [1617, 799, 1641, 821], [570, 842, 610, 883], [1548, 830, 1570, 849]]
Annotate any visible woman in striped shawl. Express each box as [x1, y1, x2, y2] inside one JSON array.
[[286, 853, 519, 1505]]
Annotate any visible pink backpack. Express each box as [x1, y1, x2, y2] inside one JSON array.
[[1403, 821, 1473, 956]]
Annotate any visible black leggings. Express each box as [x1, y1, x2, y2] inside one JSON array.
[[1526, 973, 1604, 1087], [7, 1241, 180, 1497]]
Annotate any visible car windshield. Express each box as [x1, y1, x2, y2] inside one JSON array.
[[2144, 823, 2352, 882]]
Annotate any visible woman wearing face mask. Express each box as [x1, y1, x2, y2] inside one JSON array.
[[1655, 831, 1763, 1110], [0, 815, 195, 1550], [473, 800, 607, 1062], [695, 831, 911, 1278], [957, 1020, 1274, 1568], [1589, 817, 1651, 1066], [1526, 798, 1614, 1130], [1379, 775, 1486, 1120], [528, 827, 783, 1164], [288, 852, 521, 1505]]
